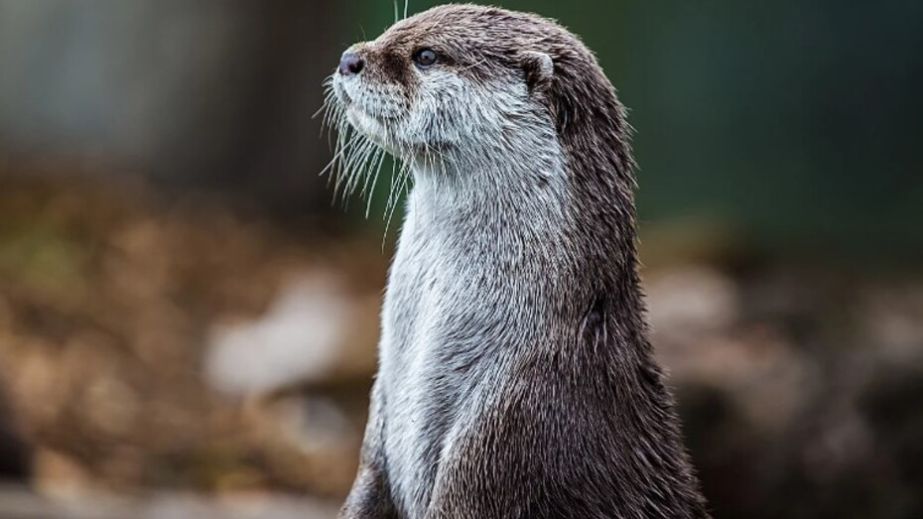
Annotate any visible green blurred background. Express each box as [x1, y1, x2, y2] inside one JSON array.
[[0, 1, 921, 518], [363, 0, 923, 261]]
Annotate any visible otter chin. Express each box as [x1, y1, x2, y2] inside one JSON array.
[[327, 5, 709, 519], [345, 106, 392, 150]]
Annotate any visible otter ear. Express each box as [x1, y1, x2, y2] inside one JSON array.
[[520, 51, 554, 93]]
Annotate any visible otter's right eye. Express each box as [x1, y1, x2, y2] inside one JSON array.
[[412, 49, 438, 69]]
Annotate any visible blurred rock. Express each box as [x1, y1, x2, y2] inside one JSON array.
[[205, 272, 376, 396], [646, 265, 739, 342], [860, 283, 923, 364]]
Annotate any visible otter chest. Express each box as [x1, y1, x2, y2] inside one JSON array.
[[377, 210, 504, 517]]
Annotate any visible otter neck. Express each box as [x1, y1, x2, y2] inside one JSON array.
[[404, 133, 645, 328], [407, 129, 570, 221]]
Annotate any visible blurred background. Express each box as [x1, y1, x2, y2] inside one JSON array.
[[1, 1, 921, 517]]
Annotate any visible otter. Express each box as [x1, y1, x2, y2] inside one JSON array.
[[325, 5, 709, 518]]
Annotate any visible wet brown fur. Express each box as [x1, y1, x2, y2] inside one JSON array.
[[338, 4, 710, 518]]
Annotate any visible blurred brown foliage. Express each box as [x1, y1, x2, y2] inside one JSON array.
[[0, 163, 921, 518], [0, 163, 385, 502]]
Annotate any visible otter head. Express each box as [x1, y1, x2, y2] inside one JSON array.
[[325, 5, 633, 197]]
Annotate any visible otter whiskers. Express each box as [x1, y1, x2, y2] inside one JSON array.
[[319, 78, 414, 237]]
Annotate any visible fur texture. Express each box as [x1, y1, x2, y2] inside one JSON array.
[[324, 5, 709, 518]]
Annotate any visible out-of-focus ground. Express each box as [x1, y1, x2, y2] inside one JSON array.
[[0, 164, 921, 518]]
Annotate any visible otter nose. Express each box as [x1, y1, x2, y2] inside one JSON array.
[[339, 52, 364, 76]]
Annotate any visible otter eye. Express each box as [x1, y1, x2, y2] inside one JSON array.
[[412, 49, 438, 69]]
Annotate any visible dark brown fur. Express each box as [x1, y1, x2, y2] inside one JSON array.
[[338, 5, 709, 518]]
